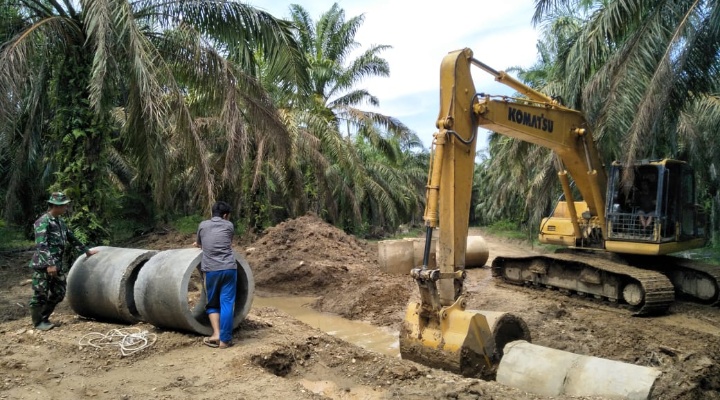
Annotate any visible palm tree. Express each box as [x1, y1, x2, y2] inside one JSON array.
[[472, 132, 558, 231], [1, 0, 308, 242], [533, 0, 720, 165], [250, 3, 426, 235], [678, 94, 720, 244], [532, 0, 720, 240]]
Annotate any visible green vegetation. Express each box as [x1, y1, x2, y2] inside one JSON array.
[[375, 225, 425, 242], [483, 220, 528, 241], [0, 220, 33, 251], [172, 215, 204, 235], [106, 219, 150, 244], [478, 220, 561, 254], [1, 1, 719, 249], [1, 0, 309, 242], [703, 245, 720, 265], [678, 242, 720, 265]]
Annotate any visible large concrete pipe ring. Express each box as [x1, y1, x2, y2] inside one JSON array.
[[406, 237, 437, 268], [377, 239, 415, 275], [134, 248, 254, 335], [497, 340, 661, 400], [465, 236, 489, 268], [377, 235, 488, 274], [67, 246, 157, 324], [475, 311, 531, 360]]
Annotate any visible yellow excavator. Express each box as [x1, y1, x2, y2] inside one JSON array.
[[400, 48, 720, 376]]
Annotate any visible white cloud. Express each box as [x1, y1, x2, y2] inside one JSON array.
[[250, 1, 541, 147]]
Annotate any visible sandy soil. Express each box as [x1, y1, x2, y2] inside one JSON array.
[[1, 214, 718, 400]]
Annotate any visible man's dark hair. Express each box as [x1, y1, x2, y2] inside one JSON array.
[[211, 201, 232, 217]]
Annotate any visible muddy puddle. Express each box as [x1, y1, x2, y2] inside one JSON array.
[[252, 295, 400, 357]]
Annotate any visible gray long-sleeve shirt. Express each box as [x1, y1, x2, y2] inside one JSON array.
[[196, 217, 236, 272]]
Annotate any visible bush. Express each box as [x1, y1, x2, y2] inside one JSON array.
[[0, 220, 34, 250], [485, 219, 527, 240], [172, 215, 204, 235]]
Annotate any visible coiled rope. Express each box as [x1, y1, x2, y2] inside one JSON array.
[[79, 328, 157, 357]]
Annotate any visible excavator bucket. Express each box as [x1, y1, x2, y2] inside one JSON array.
[[399, 298, 496, 378]]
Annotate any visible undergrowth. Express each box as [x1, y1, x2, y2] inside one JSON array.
[[0, 220, 33, 250]]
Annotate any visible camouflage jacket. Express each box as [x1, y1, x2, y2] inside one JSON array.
[[29, 212, 89, 271]]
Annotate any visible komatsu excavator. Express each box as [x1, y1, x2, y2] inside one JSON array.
[[400, 48, 720, 376]]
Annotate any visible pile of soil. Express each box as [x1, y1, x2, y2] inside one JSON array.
[[245, 214, 413, 326], [247, 214, 377, 294], [1, 214, 719, 399]]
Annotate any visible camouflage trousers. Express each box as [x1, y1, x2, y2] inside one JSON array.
[[29, 268, 67, 308]]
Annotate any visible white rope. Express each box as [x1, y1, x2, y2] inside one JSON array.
[[79, 327, 157, 357]]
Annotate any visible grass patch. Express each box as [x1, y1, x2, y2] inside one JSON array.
[[0, 220, 34, 250], [703, 245, 720, 264], [107, 218, 155, 243], [171, 215, 204, 235], [479, 220, 562, 253], [483, 220, 528, 240], [391, 226, 425, 240], [365, 225, 425, 243], [677, 242, 720, 265]]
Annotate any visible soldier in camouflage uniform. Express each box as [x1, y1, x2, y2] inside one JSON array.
[[28, 192, 98, 330]]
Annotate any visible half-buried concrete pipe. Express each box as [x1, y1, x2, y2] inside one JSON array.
[[67, 246, 157, 324], [497, 340, 661, 400], [134, 248, 254, 336]]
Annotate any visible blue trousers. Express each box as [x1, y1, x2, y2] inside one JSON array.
[[204, 269, 237, 343]]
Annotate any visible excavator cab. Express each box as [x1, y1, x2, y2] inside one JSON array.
[[605, 160, 707, 254]]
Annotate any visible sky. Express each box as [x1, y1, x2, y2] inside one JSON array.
[[249, 0, 542, 150]]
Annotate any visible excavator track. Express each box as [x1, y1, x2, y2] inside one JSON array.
[[635, 256, 720, 306], [492, 252, 675, 316]]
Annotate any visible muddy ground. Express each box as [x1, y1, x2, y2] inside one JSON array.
[[1, 214, 719, 399]]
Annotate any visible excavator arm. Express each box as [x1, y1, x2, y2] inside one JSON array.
[[422, 47, 481, 307], [401, 48, 609, 376], [401, 49, 494, 377]]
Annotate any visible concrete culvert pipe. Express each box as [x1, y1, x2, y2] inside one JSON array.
[[134, 248, 254, 335], [475, 311, 531, 360], [67, 246, 157, 324], [406, 237, 437, 268], [465, 236, 489, 268], [497, 340, 661, 400], [378, 239, 415, 274]]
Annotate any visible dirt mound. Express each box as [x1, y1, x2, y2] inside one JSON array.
[[245, 214, 375, 292], [245, 214, 412, 326]]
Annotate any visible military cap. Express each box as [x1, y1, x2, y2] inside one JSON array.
[[47, 192, 71, 205]]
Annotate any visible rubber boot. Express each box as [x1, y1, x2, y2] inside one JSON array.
[[41, 303, 60, 327], [30, 306, 55, 331]]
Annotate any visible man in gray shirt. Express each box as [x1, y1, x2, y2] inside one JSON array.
[[194, 201, 237, 348]]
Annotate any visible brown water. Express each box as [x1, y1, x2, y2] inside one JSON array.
[[252, 296, 399, 357]]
